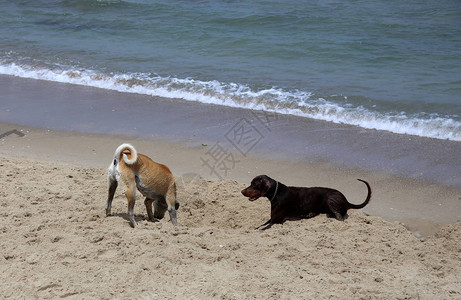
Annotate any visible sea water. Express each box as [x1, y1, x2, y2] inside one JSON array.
[[0, 0, 460, 140]]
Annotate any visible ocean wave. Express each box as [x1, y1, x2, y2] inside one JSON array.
[[0, 60, 459, 141]]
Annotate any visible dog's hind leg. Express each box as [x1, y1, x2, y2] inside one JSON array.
[[327, 197, 348, 221], [333, 211, 348, 221], [106, 178, 118, 216], [327, 205, 347, 221], [125, 186, 137, 228], [165, 181, 178, 226], [333, 212, 345, 221]]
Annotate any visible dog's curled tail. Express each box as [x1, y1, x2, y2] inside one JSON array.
[[347, 179, 372, 209], [114, 143, 138, 165]]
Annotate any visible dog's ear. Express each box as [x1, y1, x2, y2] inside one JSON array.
[[264, 179, 271, 193]]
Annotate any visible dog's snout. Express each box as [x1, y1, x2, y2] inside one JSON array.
[[241, 187, 251, 197]]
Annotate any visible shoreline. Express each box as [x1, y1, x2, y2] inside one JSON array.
[[1, 75, 460, 188]]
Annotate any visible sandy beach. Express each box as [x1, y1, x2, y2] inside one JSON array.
[[1, 76, 461, 299], [1, 122, 461, 299]]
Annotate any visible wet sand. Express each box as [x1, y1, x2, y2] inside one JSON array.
[[1, 75, 460, 188]]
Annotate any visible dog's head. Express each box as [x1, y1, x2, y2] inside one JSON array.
[[154, 199, 180, 221], [241, 175, 273, 201]]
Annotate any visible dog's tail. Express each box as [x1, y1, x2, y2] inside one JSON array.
[[347, 179, 372, 209], [113, 143, 138, 166]]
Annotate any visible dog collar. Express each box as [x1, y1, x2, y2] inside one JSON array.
[[268, 181, 279, 202]]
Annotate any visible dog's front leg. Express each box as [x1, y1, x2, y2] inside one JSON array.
[[144, 198, 157, 222], [260, 221, 275, 230], [255, 219, 271, 230], [259, 211, 286, 230]]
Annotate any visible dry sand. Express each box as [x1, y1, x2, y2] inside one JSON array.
[[1, 124, 461, 299]]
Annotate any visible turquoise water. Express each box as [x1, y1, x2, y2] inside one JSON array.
[[1, 0, 460, 140]]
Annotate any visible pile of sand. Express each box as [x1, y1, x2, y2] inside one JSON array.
[[1, 156, 460, 299]]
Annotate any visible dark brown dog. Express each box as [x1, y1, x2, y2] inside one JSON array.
[[241, 175, 372, 230]]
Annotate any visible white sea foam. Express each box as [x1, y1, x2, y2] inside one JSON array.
[[1, 61, 459, 141]]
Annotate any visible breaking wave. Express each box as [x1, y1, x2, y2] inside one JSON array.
[[1, 60, 459, 141]]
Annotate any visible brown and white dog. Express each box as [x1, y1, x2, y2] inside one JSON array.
[[106, 143, 179, 228]]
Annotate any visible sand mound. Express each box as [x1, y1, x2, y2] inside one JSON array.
[[1, 156, 460, 299]]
